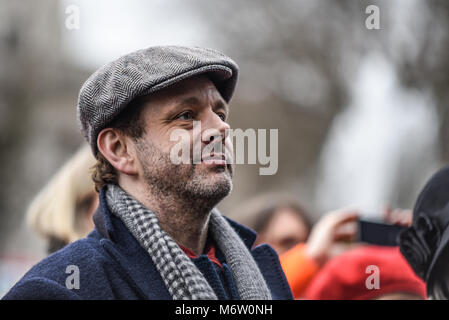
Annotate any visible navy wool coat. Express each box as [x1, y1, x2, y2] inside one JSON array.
[[3, 189, 293, 300]]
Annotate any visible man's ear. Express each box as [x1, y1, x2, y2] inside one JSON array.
[[97, 128, 138, 175]]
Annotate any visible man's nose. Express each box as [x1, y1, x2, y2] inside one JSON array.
[[201, 111, 230, 145]]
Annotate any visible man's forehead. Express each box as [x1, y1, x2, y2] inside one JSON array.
[[171, 75, 222, 99]]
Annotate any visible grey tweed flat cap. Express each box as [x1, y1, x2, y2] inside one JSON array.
[[77, 46, 239, 155]]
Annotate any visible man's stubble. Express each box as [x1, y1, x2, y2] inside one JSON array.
[[134, 138, 233, 215]]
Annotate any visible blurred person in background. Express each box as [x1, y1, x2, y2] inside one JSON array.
[[400, 165, 449, 300], [26, 144, 98, 254], [304, 245, 426, 300], [234, 194, 414, 299], [280, 208, 360, 299], [232, 194, 360, 299], [235, 194, 313, 255]]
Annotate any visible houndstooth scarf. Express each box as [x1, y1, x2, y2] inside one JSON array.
[[105, 184, 272, 300]]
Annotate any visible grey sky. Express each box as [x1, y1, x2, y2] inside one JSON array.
[[60, 0, 208, 69]]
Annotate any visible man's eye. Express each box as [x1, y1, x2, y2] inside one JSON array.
[[217, 112, 227, 121], [177, 111, 193, 121]]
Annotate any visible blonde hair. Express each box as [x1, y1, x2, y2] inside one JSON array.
[[26, 144, 97, 244]]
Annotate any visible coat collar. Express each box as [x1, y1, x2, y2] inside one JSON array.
[[93, 186, 258, 251], [91, 187, 292, 300]]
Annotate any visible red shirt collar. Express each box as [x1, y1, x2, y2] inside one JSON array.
[[178, 242, 223, 268]]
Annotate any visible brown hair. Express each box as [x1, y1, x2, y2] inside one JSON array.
[[92, 95, 149, 192]]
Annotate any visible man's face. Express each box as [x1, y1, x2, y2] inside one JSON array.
[[132, 75, 234, 204]]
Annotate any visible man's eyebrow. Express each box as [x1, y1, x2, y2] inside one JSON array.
[[174, 96, 229, 113], [213, 99, 229, 113], [176, 96, 202, 108]]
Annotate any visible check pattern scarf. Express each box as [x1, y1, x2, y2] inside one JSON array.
[[105, 184, 272, 300]]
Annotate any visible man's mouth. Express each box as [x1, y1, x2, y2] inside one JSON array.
[[202, 153, 227, 167]]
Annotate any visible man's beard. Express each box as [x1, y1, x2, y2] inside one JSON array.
[[135, 139, 233, 212]]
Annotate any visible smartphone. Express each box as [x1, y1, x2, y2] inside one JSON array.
[[356, 219, 407, 246]]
